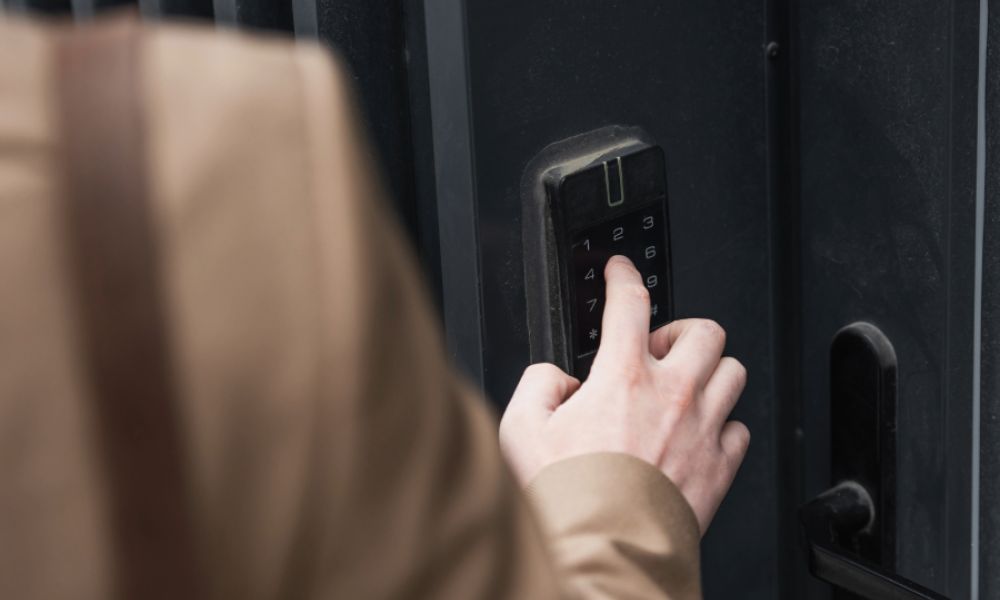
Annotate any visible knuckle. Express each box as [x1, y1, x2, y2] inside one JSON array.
[[498, 413, 517, 441], [676, 380, 699, 408], [602, 357, 646, 388], [658, 360, 680, 381], [500, 406, 535, 440], [658, 364, 698, 406], [626, 283, 651, 305], [669, 389, 696, 411], [697, 319, 726, 344], [524, 362, 562, 381], [662, 359, 694, 384]]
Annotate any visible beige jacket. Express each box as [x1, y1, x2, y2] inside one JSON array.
[[0, 15, 701, 600]]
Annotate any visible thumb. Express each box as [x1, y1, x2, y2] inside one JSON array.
[[506, 363, 580, 418], [500, 363, 580, 485]]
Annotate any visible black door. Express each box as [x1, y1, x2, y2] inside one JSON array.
[[413, 1, 999, 598], [795, 2, 985, 597], [421, 2, 780, 597], [22, 0, 996, 596]]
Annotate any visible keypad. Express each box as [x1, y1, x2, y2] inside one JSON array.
[[527, 139, 671, 379], [569, 205, 670, 368]]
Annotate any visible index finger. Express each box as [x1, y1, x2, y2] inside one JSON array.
[[655, 318, 728, 387], [649, 318, 715, 359], [593, 256, 651, 369]]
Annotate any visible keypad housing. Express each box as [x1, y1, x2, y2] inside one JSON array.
[[547, 144, 673, 377]]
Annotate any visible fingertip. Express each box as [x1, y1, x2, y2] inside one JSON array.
[[605, 254, 637, 277], [713, 356, 748, 396], [733, 359, 748, 389], [721, 420, 751, 460], [595, 255, 651, 368], [696, 319, 727, 348]]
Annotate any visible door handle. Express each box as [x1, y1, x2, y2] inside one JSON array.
[[800, 482, 947, 600], [799, 322, 949, 600]]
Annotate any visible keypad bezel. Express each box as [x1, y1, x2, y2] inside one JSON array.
[[547, 144, 673, 377]]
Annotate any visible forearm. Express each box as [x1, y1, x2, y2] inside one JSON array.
[[527, 453, 702, 600]]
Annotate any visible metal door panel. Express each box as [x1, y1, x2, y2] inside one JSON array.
[[458, 2, 777, 597], [798, 1, 981, 596]]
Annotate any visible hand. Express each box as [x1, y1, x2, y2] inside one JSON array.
[[499, 255, 749, 534]]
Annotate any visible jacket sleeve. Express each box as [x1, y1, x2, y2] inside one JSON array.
[[0, 16, 701, 600], [140, 22, 706, 600], [528, 454, 702, 599]]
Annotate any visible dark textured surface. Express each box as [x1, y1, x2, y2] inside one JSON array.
[[158, 0, 212, 19], [797, 1, 980, 597], [21, 0, 72, 14], [315, 0, 418, 240], [462, 2, 776, 597], [235, 0, 292, 32]]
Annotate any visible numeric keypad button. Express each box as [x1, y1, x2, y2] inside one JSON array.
[[632, 210, 669, 328], [572, 236, 606, 356], [570, 208, 670, 357]]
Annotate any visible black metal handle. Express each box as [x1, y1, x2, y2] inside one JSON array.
[[800, 482, 948, 600]]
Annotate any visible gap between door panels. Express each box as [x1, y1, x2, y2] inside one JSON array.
[[764, 0, 807, 598]]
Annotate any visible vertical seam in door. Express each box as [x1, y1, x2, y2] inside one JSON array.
[[423, 0, 486, 387], [291, 0, 317, 38], [972, 0, 987, 596], [765, 0, 804, 596]]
